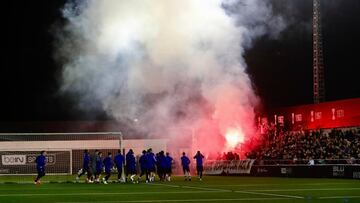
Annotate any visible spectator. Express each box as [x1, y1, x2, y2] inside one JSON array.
[[246, 128, 360, 164]]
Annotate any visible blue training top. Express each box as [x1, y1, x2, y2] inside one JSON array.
[[165, 156, 173, 169], [83, 153, 90, 169], [146, 153, 156, 169], [103, 156, 113, 171], [194, 153, 204, 166], [114, 154, 124, 168], [139, 154, 147, 169], [181, 155, 190, 167], [126, 152, 136, 170], [158, 155, 167, 169], [36, 155, 46, 168]]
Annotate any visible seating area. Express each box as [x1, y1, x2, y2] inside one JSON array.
[[245, 128, 360, 163]]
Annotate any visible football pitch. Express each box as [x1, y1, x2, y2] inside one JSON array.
[[0, 176, 359, 203]]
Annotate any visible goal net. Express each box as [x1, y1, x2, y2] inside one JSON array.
[[0, 132, 122, 183]]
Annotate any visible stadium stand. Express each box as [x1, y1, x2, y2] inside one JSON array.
[[246, 129, 360, 164]]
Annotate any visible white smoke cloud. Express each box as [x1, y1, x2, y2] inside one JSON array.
[[56, 0, 284, 153]]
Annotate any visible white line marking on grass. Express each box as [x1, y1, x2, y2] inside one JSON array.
[[207, 182, 356, 187], [56, 197, 293, 203], [0, 191, 227, 197], [180, 185, 231, 192], [319, 196, 360, 199], [148, 183, 181, 188], [148, 183, 231, 192], [151, 184, 304, 199], [235, 190, 304, 199], [249, 187, 360, 192]]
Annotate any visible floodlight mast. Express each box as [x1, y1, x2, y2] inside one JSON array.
[[313, 0, 325, 104]]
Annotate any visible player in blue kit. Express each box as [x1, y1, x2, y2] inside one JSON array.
[[34, 150, 46, 184], [165, 152, 173, 181], [114, 150, 125, 182], [76, 149, 91, 183], [95, 151, 103, 183], [193, 151, 205, 181], [181, 152, 191, 181], [146, 148, 157, 182], [155, 153, 161, 179], [125, 149, 138, 183], [138, 150, 148, 182], [102, 152, 113, 184], [157, 151, 167, 181]]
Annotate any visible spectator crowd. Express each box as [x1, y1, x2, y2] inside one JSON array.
[[245, 128, 360, 164]]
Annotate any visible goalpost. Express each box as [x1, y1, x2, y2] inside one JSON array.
[[0, 132, 123, 181]]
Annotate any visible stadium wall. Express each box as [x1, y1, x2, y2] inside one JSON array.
[[271, 98, 360, 130], [251, 165, 360, 179], [203, 160, 360, 179]]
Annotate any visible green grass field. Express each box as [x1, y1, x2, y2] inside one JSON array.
[[0, 175, 359, 203]]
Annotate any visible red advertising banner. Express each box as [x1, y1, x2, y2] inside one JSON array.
[[272, 98, 360, 130]]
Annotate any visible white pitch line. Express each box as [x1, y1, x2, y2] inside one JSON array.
[[56, 197, 293, 203], [148, 183, 231, 192], [235, 190, 304, 199], [206, 182, 356, 187], [151, 184, 304, 199], [319, 196, 360, 199], [248, 187, 360, 192], [0, 191, 226, 197], [148, 183, 181, 188], [180, 185, 231, 192]]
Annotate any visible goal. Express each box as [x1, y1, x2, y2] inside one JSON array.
[[0, 132, 122, 181]]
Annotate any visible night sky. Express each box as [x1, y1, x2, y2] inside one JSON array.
[[2, 0, 360, 122]]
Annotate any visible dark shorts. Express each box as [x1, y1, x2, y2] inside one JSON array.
[[37, 166, 45, 177], [95, 168, 102, 175], [88, 167, 94, 175], [165, 168, 172, 174], [148, 167, 155, 172], [116, 165, 123, 173], [91, 165, 96, 174], [197, 165, 203, 172], [140, 167, 147, 174], [126, 167, 137, 175], [183, 166, 190, 174], [157, 167, 164, 174], [37, 166, 45, 173]]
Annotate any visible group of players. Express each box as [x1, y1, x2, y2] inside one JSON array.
[[34, 149, 205, 184]]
